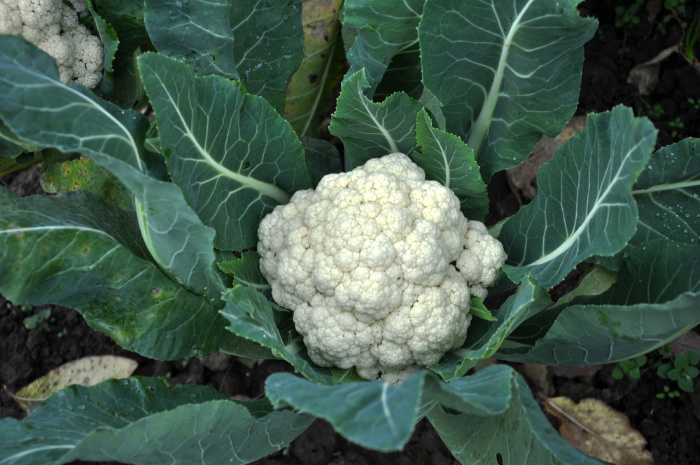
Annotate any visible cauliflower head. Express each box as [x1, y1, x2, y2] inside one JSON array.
[[0, 0, 104, 88], [258, 153, 506, 382]]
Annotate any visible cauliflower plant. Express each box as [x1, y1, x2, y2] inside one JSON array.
[[0, 0, 103, 88], [258, 153, 507, 382]]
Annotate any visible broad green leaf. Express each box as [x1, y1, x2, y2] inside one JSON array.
[[631, 138, 700, 244], [419, 0, 598, 177], [499, 241, 700, 365], [0, 36, 224, 303], [231, 0, 304, 111], [139, 53, 311, 251], [413, 108, 488, 221], [218, 252, 271, 297], [283, 0, 345, 137], [343, 0, 425, 98], [329, 69, 423, 168], [423, 364, 513, 416], [302, 136, 343, 186], [0, 190, 235, 360], [0, 377, 312, 465], [499, 107, 657, 288], [428, 373, 605, 465], [40, 158, 133, 210], [374, 42, 423, 100], [430, 277, 550, 381], [0, 121, 40, 158], [144, 0, 240, 79], [220, 286, 333, 385], [266, 371, 426, 451]]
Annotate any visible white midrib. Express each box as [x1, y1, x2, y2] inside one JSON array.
[[468, 0, 536, 159], [359, 90, 399, 153], [632, 178, 700, 195], [0, 445, 73, 464], [153, 74, 292, 204], [529, 142, 642, 267]]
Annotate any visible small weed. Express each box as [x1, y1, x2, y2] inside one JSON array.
[[615, 0, 644, 28], [688, 98, 700, 110], [648, 104, 665, 119], [669, 116, 685, 138], [612, 355, 647, 380], [656, 385, 681, 399], [57, 329, 68, 338], [23, 309, 52, 330], [656, 349, 700, 392]]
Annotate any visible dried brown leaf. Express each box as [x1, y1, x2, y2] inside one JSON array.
[[545, 397, 654, 465]]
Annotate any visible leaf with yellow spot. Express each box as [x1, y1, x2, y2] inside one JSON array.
[[283, 0, 344, 137], [9, 356, 138, 413], [545, 397, 654, 465]]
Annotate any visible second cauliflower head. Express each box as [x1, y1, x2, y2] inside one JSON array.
[[0, 0, 104, 88], [258, 153, 506, 382]]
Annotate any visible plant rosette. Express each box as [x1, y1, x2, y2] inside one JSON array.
[[1, 0, 699, 464]]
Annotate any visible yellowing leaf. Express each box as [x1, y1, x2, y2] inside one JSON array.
[[545, 396, 654, 465], [283, 0, 344, 137], [11, 355, 138, 412]]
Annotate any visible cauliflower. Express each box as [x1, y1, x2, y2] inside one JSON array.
[[0, 0, 104, 88], [258, 153, 506, 382]]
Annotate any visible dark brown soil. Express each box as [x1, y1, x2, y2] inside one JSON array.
[[2, 0, 700, 464]]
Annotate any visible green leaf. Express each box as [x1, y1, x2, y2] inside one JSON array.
[[266, 371, 426, 451], [302, 136, 343, 186], [499, 241, 700, 365], [144, 0, 240, 79], [0, 36, 224, 303], [0, 377, 312, 465], [85, 0, 119, 75], [469, 296, 496, 321], [283, 0, 344, 137], [218, 252, 271, 297], [499, 107, 657, 288], [343, 0, 425, 98], [0, 190, 233, 360], [92, 0, 148, 61], [430, 277, 550, 381], [632, 138, 700, 245], [220, 286, 333, 385], [428, 373, 605, 465], [40, 158, 133, 211], [553, 264, 618, 307], [138, 53, 311, 251], [329, 69, 423, 168], [231, 0, 304, 111], [419, 0, 598, 177], [413, 108, 488, 221]]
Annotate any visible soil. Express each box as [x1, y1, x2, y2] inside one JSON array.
[[2, 1, 700, 464]]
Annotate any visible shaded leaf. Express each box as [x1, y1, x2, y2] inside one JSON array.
[[429, 374, 605, 465], [419, 0, 598, 177], [144, 0, 239, 79], [545, 397, 654, 465], [0, 36, 224, 303], [91, 0, 148, 62], [329, 69, 423, 168], [343, 0, 425, 98], [12, 356, 137, 412], [554, 265, 618, 307], [499, 106, 657, 288], [632, 138, 700, 245], [231, 0, 304, 111], [302, 137, 343, 185], [0, 377, 312, 465], [220, 286, 333, 385], [138, 53, 311, 251], [413, 108, 488, 221], [0, 189, 234, 360], [284, 0, 345, 137]]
